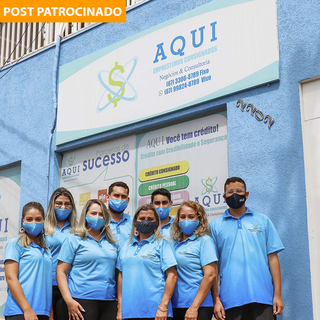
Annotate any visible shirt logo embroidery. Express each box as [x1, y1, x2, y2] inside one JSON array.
[[247, 223, 263, 233], [141, 249, 159, 261], [178, 248, 194, 257]]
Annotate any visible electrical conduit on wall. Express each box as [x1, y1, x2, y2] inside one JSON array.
[[46, 32, 62, 205]]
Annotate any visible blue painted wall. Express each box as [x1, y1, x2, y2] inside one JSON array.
[[1, 0, 319, 318]]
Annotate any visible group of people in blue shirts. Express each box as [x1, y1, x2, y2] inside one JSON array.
[[3, 177, 284, 320]]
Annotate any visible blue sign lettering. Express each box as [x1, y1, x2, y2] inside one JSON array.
[[153, 22, 217, 64]]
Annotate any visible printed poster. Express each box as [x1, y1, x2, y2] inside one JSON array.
[[60, 113, 228, 223], [136, 112, 228, 221], [0, 165, 21, 318], [60, 136, 136, 216]]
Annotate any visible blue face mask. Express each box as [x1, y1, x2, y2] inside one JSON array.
[[54, 208, 72, 221], [156, 206, 171, 220], [22, 221, 44, 237], [85, 215, 105, 231], [179, 219, 200, 235], [109, 199, 128, 213]]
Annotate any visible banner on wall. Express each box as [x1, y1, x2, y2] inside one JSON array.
[[57, 0, 279, 144], [0, 166, 21, 318], [136, 112, 228, 220], [60, 112, 228, 222], [60, 136, 136, 215]]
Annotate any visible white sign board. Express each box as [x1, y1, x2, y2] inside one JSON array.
[[57, 0, 279, 144], [60, 136, 136, 216], [136, 113, 228, 218], [60, 112, 228, 221], [0, 166, 21, 318]]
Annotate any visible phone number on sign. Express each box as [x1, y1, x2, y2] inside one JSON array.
[[164, 79, 200, 94], [166, 71, 201, 87]]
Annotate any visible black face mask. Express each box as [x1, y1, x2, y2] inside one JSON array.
[[135, 221, 158, 234], [225, 193, 246, 209]]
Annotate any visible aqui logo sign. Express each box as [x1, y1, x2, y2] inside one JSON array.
[[195, 176, 225, 209], [201, 176, 218, 195], [62, 155, 80, 177], [97, 57, 138, 112], [67, 156, 76, 167]]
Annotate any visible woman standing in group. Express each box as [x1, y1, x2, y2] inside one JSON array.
[[45, 187, 78, 320], [56, 199, 119, 320], [170, 201, 217, 320], [4, 202, 52, 320], [117, 204, 177, 320]]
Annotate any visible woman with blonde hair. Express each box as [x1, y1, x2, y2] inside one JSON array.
[[170, 201, 218, 320], [45, 187, 77, 319], [4, 202, 52, 320], [117, 204, 177, 320], [56, 199, 119, 320]]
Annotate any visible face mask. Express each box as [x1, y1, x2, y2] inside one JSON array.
[[156, 206, 171, 220], [179, 219, 199, 235], [109, 199, 128, 213], [135, 221, 158, 234], [22, 221, 44, 237], [225, 193, 246, 209], [86, 216, 105, 231], [55, 208, 72, 221]]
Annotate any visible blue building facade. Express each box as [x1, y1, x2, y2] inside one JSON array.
[[1, 0, 319, 318]]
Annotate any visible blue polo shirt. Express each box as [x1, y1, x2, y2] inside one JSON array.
[[46, 221, 71, 286], [110, 213, 133, 247], [4, 236, 52, 317], [119, 234, 177, 319], [161, 216, 174, 240], [209, 208, 284, 310], [172, 234, 217, 308], [58, 233, 120, 300]]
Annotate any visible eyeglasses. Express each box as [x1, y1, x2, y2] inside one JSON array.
[[153, 200, 169, 206], [225, 189, 246, 196], [54, 201, 72, 208]]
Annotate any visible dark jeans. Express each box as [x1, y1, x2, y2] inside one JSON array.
[[56, 297, 117, 320], [173, 307, 213, 320], [52, 285, 66, 320], [225, 303, 276, 320]]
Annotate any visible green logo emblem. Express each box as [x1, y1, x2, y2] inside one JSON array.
[[108, 62, 125, 107], [97, 57, 138, 112]]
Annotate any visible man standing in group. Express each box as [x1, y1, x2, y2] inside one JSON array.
[[151, 188, 174, 239], [210, 177, 284, 320], [107, 181, 132, 247]]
